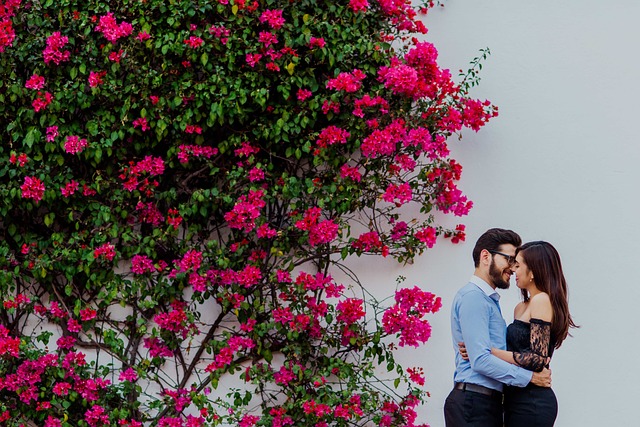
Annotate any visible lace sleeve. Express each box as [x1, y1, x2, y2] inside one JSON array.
[[513, 318, 551, 372]]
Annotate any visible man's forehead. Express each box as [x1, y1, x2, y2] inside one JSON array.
[[497, 244, 517, 255]]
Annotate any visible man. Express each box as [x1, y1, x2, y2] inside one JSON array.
[[444, 228, 551, 427]]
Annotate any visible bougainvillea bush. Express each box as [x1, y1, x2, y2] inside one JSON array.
[[0, 0, 496, 425]]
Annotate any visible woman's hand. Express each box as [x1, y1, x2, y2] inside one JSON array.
[[458, 342, 468, 360]]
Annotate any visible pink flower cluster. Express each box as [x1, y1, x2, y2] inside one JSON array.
[[21, 176, 45, 202], [60, 180, 79, 197], [132, 117, 149, 131], [326, 69, 366, 93], [353, 94, 389, 118], [93, 243, 116, 261], [95, 13, 133, 43], [136, 201, 164, 226], [32, 91, 52, 112], [177, 144, 218, 163], [436, 179, 473, 217], [308, 36, 325, 49], [349, 0, 370, 13], [46, 125, 58, 142], [414, 226, 437, 248], [383, 182, 412, 206], [204, 336, 255, 373], [9, 152, 28, 167], [339, 164, 362, 182], [120, 156, 165, 193], [336, 298, 365, 325], [184, 36, 204, 48], [360, 119, 406, 158], [88, 70, 107, 87], [351, 231, 388, 256], [64, 135, 88, 154], [259, 9, 285, 29], [25, 74, 45, 90], [444, 224, 466, 244], [0, 325, 20, 358], [131, 254, 156, 274], [382, 286, 442, 347], [43, 32, 70, 65], [154, 301, 197, 339], [224, 189, 266, 232], [295, 207, 339, 246], [209, 25, 230, 44], [316, 125, 350, 148]]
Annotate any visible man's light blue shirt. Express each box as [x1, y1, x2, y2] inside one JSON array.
[[450, 275, 532, 391]]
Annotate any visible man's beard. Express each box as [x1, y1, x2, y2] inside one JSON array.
[[489, 260, 511, 289]]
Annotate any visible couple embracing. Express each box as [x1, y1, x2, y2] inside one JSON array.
[[444, 228, 577, 427]]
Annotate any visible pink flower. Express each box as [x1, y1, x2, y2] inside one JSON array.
[[296, 88, 312, 101], [21, 176, 45, 202], [340, 164, 362, 182], [43, 32, 70, 65], [60, 180, 79, 197], [94, 243, 116, 261], [0, 20, 17, 53], [88, 71, 107, 87], [137, 31, 151, 41], [414, 226, 437, 248], [209, 25, 230, 44], [46, 126, 59, 142], [119, 367, 138, 382], [44, 416, 62, 427], [52, 382, 72, 396], [309, 37, 325, 49], [80, 307, 97, 321], [64, 135, 88, 154], [108, 49, 123, 62], [382, 182, 412, 206], [316, 126, 350, 148], [259, 9, 285, 29], [85, 405, 110, 427], [32, 91, 52, 112], [308, 219, 339, 246], [248, 167, 264, 182], [131, 255, 155, 274], [67, 318, 81, 333], [56, 335, 76, 350], [9, 152, 28, 167], [326, 69, 366, 92], [259, 31, 278, 47], [246, 53, 262, 67], [184, 36, 204, 48], [336, 298, 365, 324], [185, 124, 202, 134], [95, 13, 133, 43], [349, 0, 370, 12], [25, 74, 45, 90], [133, 117, 149, 131]]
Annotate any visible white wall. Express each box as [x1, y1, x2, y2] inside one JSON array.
[[349, 1, 640, 425]]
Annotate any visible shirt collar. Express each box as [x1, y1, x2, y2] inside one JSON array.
[[469, 275, 500, 300]]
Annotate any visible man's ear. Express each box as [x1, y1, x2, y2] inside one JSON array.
[[480, 248, 491, 267]]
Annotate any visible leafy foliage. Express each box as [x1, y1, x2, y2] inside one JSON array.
[[0, 0, 496, 426]]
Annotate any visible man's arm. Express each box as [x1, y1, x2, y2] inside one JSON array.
[[459, 294, 533, 387]]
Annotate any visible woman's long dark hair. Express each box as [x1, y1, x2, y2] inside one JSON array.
[[517, 241, 578, 348]]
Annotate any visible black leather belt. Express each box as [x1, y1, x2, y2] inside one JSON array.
[[455, 382, 502, 398]]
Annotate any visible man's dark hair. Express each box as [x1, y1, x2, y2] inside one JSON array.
[[472, 228, 522, 267]]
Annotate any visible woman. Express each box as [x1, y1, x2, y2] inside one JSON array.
[[460, 241, 577, 426]]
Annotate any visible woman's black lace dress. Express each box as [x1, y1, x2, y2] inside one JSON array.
[[504, 319, 558, 427]]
